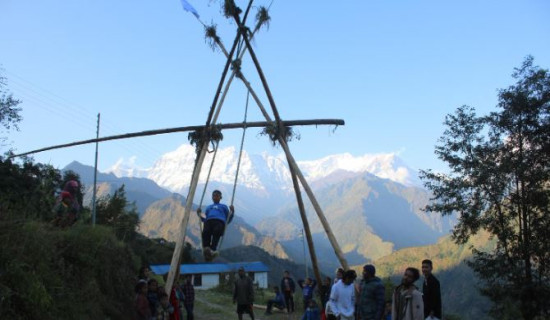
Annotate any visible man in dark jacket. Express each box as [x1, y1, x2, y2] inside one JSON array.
[[182, 275, 195, 320], [421, 259, 441, 319], [280, 270, 296, 313], [234, 266, 255, 320], [357, 264, 385, 320]]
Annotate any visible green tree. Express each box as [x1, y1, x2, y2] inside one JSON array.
[[421, 56, 550, 319], [0, 159, 61, 221], [95, 185, 140, 242], [0, 71, 22, 150]]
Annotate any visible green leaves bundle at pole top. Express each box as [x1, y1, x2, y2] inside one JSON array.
[[420, 56, 550, 320]]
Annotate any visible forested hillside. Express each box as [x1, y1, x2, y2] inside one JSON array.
[[0, 159, 192, 319]]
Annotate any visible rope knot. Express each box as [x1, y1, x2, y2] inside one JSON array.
[[231, 59, 243, 79]]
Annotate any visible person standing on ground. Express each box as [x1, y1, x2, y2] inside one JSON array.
[[301, 300, 321, 320], [392, 267, 423, 320], [147, 279, 160, 318], [234, 266, 255, 320], [334, 268, 344, 284], [298, 277, 318, 311], [156, 292, 175, 320], [280, 270, 296, 313], [138, 266, 151, 282], [134, 281, 152, 320], [318, 276, 332, 319], [182, 275, 195, 320], [357, 264, 385, 320], [421, 259, 441, 320], [328, 270, 356, 320]]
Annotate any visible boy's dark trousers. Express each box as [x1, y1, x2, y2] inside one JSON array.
[[283, 291, 294, 312], [202, 219, 225, 251], [184, 304, 194, 320], [266, 300, 284, 313]]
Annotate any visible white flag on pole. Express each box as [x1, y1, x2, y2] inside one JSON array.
[[180, 0, 200, 19]]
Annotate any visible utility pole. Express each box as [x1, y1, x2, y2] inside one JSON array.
[[301, 228, 308, 279], [92, 113, 100, 226]]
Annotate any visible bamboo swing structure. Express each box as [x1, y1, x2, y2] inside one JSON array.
[[10, 0, 351, 295], [165, 0, 349, 293]]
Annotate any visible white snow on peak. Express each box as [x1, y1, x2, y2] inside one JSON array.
[[298, 152, 420, 186], [106, 145, 421, 193], [107, 156, 150, 178]]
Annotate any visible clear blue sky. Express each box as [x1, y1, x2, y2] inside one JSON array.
[[1, 0, 549, 173]]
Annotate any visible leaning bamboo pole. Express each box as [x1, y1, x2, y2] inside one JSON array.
[[165, 22, 244, 294], [164, 140, 209, 293], [210, 29, 272, 122], [287, 160, 323, 285], [280, 138, 349, 270], [211, 17, 348, 272], [232, 11, 350, 270], [166, 0, 262, 293]]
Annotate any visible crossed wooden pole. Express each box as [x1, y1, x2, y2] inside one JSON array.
[[10, 0, 350, 295], [164, 0, 349, 294]]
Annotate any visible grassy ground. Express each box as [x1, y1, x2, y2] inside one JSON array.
[[193, 288, 308, 320]]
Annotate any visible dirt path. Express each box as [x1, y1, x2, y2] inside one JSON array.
[[194, 295, 302, 320]]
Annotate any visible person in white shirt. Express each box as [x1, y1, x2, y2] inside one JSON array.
[[328, 270, 357, 320]]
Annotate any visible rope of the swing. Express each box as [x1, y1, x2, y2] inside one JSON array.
[[197, 140, 220, 250], [217, 89, 250, 252], [231, 90, 249, 206]]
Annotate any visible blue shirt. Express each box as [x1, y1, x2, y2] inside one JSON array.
[[203, 202, 230, 224], [274, 292, 285, 305]]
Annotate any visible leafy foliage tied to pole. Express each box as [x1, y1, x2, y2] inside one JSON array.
[[420, 56, 550, 320], [259, 122, 300, 146], [187, 125, 224, 154], [205, 24, 220, 51]]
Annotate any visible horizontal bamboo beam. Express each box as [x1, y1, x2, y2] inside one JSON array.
[[10, 119, 344, 158]]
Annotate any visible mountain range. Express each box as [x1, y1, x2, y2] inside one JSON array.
[[64, 145, 454, 273]]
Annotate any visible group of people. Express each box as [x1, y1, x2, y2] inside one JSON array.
[[133, 188, 443, 320], [264, 259, 441, 320], [133, 260, 440, 320], [134, 267, 195, 320]]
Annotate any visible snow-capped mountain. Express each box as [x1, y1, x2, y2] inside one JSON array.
[[299, 153, 421, 186], [107, 144, 421, 194]]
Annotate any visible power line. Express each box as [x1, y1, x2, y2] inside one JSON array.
[[5, 69, 164, 166]]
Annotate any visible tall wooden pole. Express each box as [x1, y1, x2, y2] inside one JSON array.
[[279, 138, 349, 270], [91, 113, 100, 226], [288, 161, 322, 285], [232, 12, 350, 270], [164, 141, 209, 294], [165, 21, 245, 294]]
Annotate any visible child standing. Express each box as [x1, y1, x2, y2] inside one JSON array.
[[301, 300, 321, 320], [298, 277, 318, 311], [197, 190, 234, 260], [156, 292, 175, 320]]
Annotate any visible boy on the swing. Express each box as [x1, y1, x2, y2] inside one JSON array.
[[197, 190, 235, 260]]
